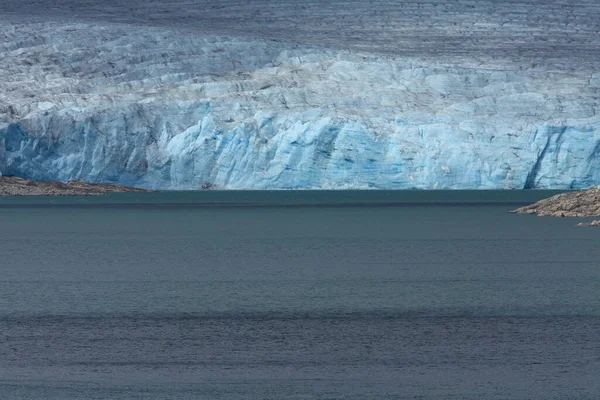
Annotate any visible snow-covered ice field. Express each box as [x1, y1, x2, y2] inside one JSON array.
[[1, 0, 599, 189]]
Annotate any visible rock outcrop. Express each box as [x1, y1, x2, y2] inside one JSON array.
[[511, 187, 600, 217], [0, 176, 148, 196], [576, 220, 600, 227]]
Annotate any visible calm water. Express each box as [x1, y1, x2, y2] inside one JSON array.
[[1, 190, 600, 399]]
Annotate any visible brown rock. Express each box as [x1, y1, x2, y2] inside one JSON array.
[[0, 176, 149, 196], [512, 187, 600, 218]]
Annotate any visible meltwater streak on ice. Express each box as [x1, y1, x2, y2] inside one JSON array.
[[1, 0, 599, 190], [1, 191, 600, 399]]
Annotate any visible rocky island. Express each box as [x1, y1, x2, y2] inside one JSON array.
[[511, 187, 600, 218], [0, 176, 148, 196]]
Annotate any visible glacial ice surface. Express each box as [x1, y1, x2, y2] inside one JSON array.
[[1, 2, 599, 189]]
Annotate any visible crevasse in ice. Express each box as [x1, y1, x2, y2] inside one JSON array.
[[1, 22, 598, 189]]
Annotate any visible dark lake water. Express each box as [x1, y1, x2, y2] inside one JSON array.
[[1, 190, 599, 399]]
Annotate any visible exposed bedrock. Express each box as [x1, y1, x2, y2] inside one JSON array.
[[512, 187, 600, 217], [0, 176, 147, 196]]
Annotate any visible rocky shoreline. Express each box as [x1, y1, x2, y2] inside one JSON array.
[[511, 186, 600, 218], [0, 176, 148, 196]]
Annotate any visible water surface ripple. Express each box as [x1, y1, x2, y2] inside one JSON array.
[[1, 191, 599, 399]]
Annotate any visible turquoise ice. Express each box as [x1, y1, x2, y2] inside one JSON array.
[[1, 18, 598, 189]]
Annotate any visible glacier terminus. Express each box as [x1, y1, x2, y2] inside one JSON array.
[[1, 0, 599, 189]]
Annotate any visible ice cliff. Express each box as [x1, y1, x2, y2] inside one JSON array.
[[1, 1, 599, 189]]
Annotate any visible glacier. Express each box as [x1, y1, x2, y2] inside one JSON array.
[[1, 1, 599, 189]]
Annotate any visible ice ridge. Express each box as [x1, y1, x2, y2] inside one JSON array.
[[0, 20, 598, 189]]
